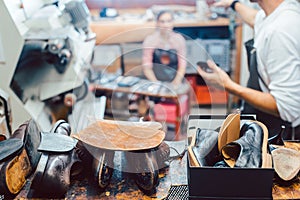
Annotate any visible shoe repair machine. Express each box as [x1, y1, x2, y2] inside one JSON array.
[[0, 0, 95, 133]]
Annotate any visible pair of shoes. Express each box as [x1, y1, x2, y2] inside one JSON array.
[[0, 119, 41, 196], [221, 121, 272, 168], [189, 113, 241, 167]]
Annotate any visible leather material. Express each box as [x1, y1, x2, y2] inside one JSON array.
[[31, 150, 80, 197], [52, 119, 72, 135], [272, 147, 300, 181], [214, 160, 229, 168], [221, 121, 264, 168], [124, 149, 159, 195], [72, 120, 165, 151], [268, 125, 285, 146], [0, 119, 41, 195], [0, 138, 23, 161], [30, 120, 80, 198], [38, 132, 77, 152], [91, 147, 114, 190], [155, 141, 170, 169], [192, 128, 220, 166], [218, 113, 241, 152]]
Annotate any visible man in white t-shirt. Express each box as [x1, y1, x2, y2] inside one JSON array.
[[197, 0, 300, 139]]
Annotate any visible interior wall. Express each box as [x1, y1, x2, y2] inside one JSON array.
[[86, 0, 196, 9]]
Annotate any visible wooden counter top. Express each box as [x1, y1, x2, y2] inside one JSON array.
[[90, 15, 231, 44]]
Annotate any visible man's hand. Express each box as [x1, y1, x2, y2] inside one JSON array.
[[213, 0, 235, 8], [197, 60, 233, 90]]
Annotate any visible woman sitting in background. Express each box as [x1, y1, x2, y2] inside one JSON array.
[[142, 10, 187, 87]]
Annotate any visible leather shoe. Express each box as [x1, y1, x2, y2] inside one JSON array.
[[190, 128, 220, 166], [30, 120, 79, 198], [221, 121, 272, 168], [189, 113, 241, 167], [0, 119, 41, 195]]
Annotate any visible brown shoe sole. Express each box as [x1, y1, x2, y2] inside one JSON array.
[[218, 113, 241, 152], [252, 121, 272, 168], [5, 149, 32, 194]]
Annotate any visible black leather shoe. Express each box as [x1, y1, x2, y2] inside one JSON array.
[[190, 113, 241, 167], [124, 149, 159, 195], [0, 119, 41, 196], [30, 120, 79, 198], [214, 160, 229, 168], [221, 121, 272, 168], [155, 141, 170, 169], [191, 128, 221, 166]]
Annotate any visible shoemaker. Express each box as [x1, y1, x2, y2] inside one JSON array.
[[197, 0, 300, 140], [142, 10, 187, 87]]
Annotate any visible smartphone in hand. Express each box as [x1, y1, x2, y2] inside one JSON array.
[[197, 61, 213, 73]]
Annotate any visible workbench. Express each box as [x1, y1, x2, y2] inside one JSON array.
[[14, 140, 300, 199]]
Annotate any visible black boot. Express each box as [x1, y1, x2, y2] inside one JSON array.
[[124, 149, 159, 195], [192, 128, 221, 166], [221, 121, 272, 168]]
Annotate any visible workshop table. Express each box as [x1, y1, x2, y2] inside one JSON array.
[[14, 140, 300, 199]]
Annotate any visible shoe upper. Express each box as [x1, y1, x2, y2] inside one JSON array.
[[192, 128, 220, 166], [221, 121, 264, 168]]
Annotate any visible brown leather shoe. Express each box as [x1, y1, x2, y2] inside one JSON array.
[[0, 119, 41, 196]]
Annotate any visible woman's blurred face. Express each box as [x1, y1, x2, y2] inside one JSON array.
[[157, 12, 174, 34]]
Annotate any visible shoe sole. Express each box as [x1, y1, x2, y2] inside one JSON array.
[[5, 149, 31, 194], [272, 147, 300, 180], [2, 119, 41, 195], [188, 130, 200, 167], [218, 113, 241, 152], [254, 121, 272, 168]]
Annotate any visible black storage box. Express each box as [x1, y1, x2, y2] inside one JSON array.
[[187, 115, 274, 200]]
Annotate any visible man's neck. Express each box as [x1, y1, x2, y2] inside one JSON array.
[[259, 0, 284, 16]]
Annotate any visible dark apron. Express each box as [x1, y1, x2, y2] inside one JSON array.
[[152, 48, 178, 82], [241, 39, 299, 139]]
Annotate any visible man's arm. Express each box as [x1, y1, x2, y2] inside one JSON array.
[[214, 0, 258, 28], [197, 60, 280, 117], [227, 79, 280, 117]]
